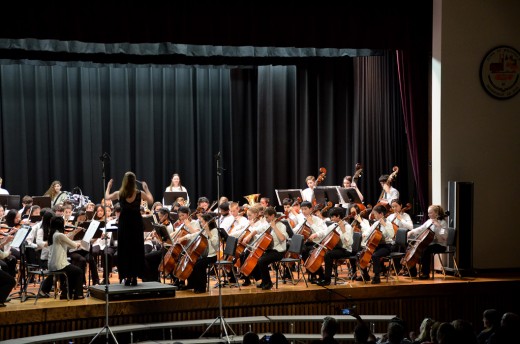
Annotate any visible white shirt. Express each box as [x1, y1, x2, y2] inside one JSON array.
[[251, 221, 288, 253], [381, 186, 399, 204], [317, 221, 354, 252], [48, 232, 77, 271], [218, 213, 235, 233], [362, 219, 395, 247], [296, 215, 327, 243], [409, 219, 448, 246], [386, 212, 414, 230], [0, 187, 8, 195], [36, 226, 50, 260], [228, 216, 250, 238], [184, 227, 219, 258]]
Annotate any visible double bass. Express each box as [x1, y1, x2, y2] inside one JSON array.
[[239, 215, 287, 277], [312, 167, 327, 206], [370, 166, 399, 220]]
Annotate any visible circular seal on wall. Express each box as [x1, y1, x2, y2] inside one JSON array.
[[480, 46, 520, 99]]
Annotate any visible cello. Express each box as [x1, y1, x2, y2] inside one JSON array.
[[304, 222, 341, 273], [239, 215, 287, 277], [357, 217, 386, 269], [389, 203, 412, 236], [399, 213, 446, 270], [348, 204, 372, 233], [173, 217, 214, 281]]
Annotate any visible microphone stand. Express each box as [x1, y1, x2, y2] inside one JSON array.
[[200, 151, 234, 343], [89, 152, 118, 344]]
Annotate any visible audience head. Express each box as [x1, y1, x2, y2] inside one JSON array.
[[436, 322, 457, 344], [321, 316, 338, 339], [451, 319, 477, 344], [242, 331, 260, 344], [354, 323, 370, 343]]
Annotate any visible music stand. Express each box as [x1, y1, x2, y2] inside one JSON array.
[[0, 195, 20, 210], [153, 223, 173, 284], [30, 215, 43, 223], [338, 187, 362, 205], [31, 196, 52, 209], [142, 215, 154, 232], [9, 225, 35, 302], [314, 186, 341, 205], [163, 192, 188, 207], [275, 189, 303, 206]]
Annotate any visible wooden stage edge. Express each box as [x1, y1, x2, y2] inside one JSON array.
[[1, 273, 519, 342]]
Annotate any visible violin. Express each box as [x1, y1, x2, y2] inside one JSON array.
[[347, 204, 372, 233], [239, 215, 287, 277]]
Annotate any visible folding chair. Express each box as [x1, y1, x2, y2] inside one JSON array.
[[274, 234, 308, 289]]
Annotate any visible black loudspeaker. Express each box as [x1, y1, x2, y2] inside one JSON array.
[[447, 181, 474, 274]]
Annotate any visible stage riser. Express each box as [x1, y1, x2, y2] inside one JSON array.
[[1, 281, 519, 343]]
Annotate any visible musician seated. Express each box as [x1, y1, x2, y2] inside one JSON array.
[[227, 202, 249, 238], [300, 201, 328, 283], [348, 204, 371, 277], [240, 207, 288, 290], [407, 205, 448, 279], [177, 213, 219, 294], [357, 205, 394, 284], [378, 174, 399, 206], [0, 264, 15, 307], [317, 207, 354, 286]]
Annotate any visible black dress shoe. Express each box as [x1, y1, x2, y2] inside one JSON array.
[[0, 303, 6, 307], [317, 280, 331, 286], [242, 280, 252, 287], [194, 289, 206, 294], [371, 276, 381, 284], [418, 274, 430, 280], [131, 277, 138, 286], [261, 282, 273, 290], [124, 278, 131, 286]]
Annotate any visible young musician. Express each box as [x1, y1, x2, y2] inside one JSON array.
[[165, 173, 190, 206], [0, 262, 15, 307], [378, 174, 399, 206], [407, 205, 448, 279], [239, 206, 267, 286], [301, 201, 328, 283], [357, 205, 394, 284], [217, 202, 234, 235], [302, 176, 316, 203], [343, 175, 364, 202], [387, 199, 413, 230], [44, 181, 69, 207], [177, 213, 219, 293], [317, 207, 354, 286], [239, 207, 288, 290], [227, 202, 249, 238], [260, 197, 270, 208], [0, 177, 9, 195], [48, 216, 84, 299]]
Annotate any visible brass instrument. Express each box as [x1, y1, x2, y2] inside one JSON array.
[[244, 193, 261, 206], [141, 199, 151, 215]]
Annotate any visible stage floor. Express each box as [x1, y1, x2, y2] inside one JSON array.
[[1, 269, 519, 343]]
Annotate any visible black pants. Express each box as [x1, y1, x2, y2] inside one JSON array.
[[420, 244, 446, 275], [251, 249, 284, 286], [361, 243, 391, 277], [188, 255, 217, 293], [324, 248, 351, 281], [0, 269, 16, 303], [57, 264, 84, 298], [70, 249, 99, 284]]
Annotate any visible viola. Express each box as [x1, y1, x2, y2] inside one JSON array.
[[347, 204, 372, 233], [239, 215, 287, 277], [304, 222, 341, 273]]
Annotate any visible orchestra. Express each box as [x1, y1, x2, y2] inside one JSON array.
[[0, 165, 454, 304]]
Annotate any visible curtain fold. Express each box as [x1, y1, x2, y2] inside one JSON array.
[[0, 56, 414, 211]]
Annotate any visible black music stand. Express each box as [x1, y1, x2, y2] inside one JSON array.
[[338, 187, 362, 205], [31, 196, 52, 209], [0, 195, 20, 210], [30, 215, 43, 223], [163, 191, 188, 207], [142, 215, 154, 232], [314, 186, 341, 205], [275, 189, 303, 206]]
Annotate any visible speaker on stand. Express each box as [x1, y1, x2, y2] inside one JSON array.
[[445, 181, 474, 276]]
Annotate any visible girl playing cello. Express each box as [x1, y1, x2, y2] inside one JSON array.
[[406, 205, 448, 280]]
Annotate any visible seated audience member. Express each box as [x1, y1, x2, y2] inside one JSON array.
[[451, 319, 477, 344], [243, 331, 260, 344], [321, 316, 340, 344], [412, 318, 434, 343], [487, 312, 520, 344], [476, 309, 500, 344]]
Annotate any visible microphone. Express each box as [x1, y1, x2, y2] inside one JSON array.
[[214, 151, 221, 160], [99, 152, 111, 161]]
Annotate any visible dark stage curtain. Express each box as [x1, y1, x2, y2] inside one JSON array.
[[0, 53, 413, 209]]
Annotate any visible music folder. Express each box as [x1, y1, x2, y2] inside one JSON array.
[[275, 189, 303, 206], [153, 223, 173, 246], [82, 220, 102, 248], [142, 215, 154, 232], [314, 186, 341, 205], [10, 225, 31, 249], [163, 191, 188, 206], [338, 187, 362, 205]]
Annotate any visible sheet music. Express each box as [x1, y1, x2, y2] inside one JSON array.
[[11, 225, 31, 249], [81, 220, 100, 250]]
